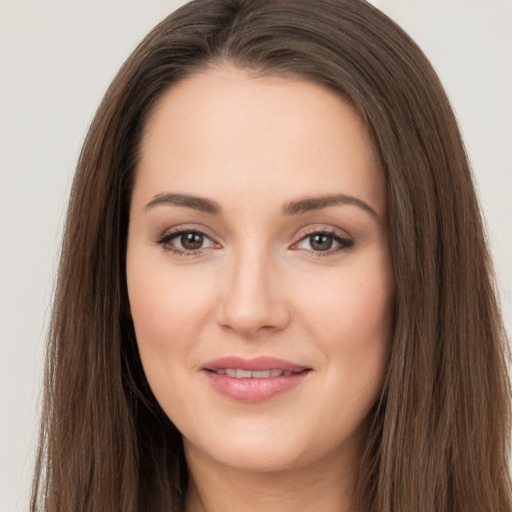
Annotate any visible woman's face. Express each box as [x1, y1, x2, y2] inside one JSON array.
[[126, 67, 394, 473]]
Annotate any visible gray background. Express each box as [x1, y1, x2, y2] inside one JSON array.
[[1, 1, 510, 510]]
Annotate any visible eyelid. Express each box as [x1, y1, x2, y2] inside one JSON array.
[[291, 224, 353, 243], [154, 225, 221, 255], [156, 223, 218, 241], [289, 225, 354, 256], [154, 223, 353, 257]]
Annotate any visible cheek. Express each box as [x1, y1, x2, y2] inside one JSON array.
[[126, 258, 219, 421], [126, 254, 216, 369], [299, 258, 394, 350], [297, 254, 394, 407]]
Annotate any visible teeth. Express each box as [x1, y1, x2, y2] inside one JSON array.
[[215, 368, 297, 379], [252, 370, 271, 378]]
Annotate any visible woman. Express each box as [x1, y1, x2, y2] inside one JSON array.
[[31, 0, 512, 511]]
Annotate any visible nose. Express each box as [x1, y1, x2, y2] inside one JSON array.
[[217, 245, 290, 338]]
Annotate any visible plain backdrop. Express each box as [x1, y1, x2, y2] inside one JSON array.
[[0, 1, 510, 511]]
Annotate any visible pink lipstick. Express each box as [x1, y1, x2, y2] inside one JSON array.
[[202, 356, 311, 402]]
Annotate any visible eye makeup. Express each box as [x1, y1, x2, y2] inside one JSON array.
[[154, 225, 354, 259]]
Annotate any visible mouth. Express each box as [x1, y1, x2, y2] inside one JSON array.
[[202, 356, 312, 402], [207, 368, 299, 378]]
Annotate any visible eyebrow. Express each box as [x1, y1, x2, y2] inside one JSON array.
[[144, 192, 378, 218], [145, 193, 221, 214], [282, 194, 378, 218]]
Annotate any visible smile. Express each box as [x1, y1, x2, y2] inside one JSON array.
[[202, 356, 312, 402], [211, 368, 296, 378]]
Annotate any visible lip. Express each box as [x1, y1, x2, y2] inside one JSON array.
[[202, 356, 309, 373], [201, 356, 312, 403]]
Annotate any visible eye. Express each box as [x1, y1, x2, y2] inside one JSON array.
[[156, 229, 218, 255], [292, 230, 353, 255], [305, 233, 336, 251], [176, 232, 208, 250]]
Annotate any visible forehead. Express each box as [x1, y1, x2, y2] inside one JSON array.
[[135, 66, 385, 216]]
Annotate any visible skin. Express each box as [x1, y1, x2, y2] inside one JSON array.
[[126, 66, 395, 512]]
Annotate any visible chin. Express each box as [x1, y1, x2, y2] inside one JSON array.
[[182, 417, 334, 474], [189, 439, 305, 473]]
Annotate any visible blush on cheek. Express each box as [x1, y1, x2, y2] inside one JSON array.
[[129, 269, 217, 364], [308, 279, 392, 339]]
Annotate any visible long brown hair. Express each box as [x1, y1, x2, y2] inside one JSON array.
[[31, 1, 511, 510]]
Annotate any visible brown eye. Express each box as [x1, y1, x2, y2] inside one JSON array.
[[156, 229, 216, 254], [180, 232, 204, 250], [292, 230, 354, 256], [309, 233, 333, 251]]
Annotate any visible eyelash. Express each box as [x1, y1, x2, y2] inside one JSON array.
[[293, 228, 354, 258], [155, 228, 354, 258], [155, 229, 215, 257]]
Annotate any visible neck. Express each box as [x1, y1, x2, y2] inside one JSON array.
[[183, 442, 362, 512]]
